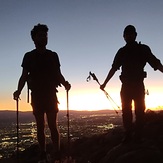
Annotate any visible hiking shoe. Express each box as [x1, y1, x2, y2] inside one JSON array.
[[51, 151, 61, 163], [121, 134, 133, 144], [53, 160, 61, 163], [38, 160, 47, 163], [38, 151, 50, 163], [133, 131, 144, 144], [133, 135, 144, 144], [51, 158, 61, 163]]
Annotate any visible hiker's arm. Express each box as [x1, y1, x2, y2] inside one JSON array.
[[13, 68, 28, 100], [100, 67, 116, 90], [157, 64, 163, 73], [59, 73, 71, 91]]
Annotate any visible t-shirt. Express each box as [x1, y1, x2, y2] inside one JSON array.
[[22, 49, 61, 92], [112, 42, 161, 81]]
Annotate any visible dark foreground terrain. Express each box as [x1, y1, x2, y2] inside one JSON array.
[[1, 110, 163, 163]]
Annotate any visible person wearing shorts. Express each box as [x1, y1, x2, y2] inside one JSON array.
[[13, 24, 71, 162]]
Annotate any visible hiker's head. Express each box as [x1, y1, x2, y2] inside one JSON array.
[[31, 24, 48, 47], [123, 25, 137, 43]]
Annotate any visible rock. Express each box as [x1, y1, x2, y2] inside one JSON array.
[[100, 140, 163, 163]]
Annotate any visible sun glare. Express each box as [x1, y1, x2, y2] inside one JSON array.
[[57, 88, 121, 111], [145, 92, 163, 111], [1, 85, 163, 112]]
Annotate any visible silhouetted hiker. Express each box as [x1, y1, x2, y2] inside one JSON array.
[[100, 25, 163, 143], [13, 24, 71, 162]]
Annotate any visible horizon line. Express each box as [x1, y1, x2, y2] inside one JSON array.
[[0, 109, 116, 112], [0, 108, 162, 112]]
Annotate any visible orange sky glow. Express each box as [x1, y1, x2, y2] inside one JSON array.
[[1, 83, 163, 112]]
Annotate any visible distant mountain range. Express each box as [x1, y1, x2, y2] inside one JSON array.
[[0, 110, 34, 122], [0, 110, 116, 122]]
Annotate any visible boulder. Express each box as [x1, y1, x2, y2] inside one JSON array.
[[100, 140, 163, 163]]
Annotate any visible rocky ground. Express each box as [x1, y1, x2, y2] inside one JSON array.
[[1, 110, 163, 163]]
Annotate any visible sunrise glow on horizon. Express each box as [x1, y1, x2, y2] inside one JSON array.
[[2, 81, 163, 112]]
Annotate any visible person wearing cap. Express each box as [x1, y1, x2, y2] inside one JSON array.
[[100, 25, 163, 143]]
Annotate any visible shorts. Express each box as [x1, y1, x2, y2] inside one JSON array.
[[120, 81, 145, 110], [31, 91, 59, 115]]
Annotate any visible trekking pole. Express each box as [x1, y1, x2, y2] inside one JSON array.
[[87, 71, 120, 114], [16, 99, 19, 163], [27, 85, 29, 103], [66, 90, 70, 156]]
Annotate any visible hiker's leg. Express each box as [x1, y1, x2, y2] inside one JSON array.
[[121, 84, 133, 141], [133, 82, 145, 141], [46, 110, 60, 152], [134, 94, 145, 141], [122, 99, 133, 136], [34, 113, 46, 152], [46, 110, 61, 162]]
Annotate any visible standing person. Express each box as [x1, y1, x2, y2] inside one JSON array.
[[13, 24, 71, 162], [100, 25, 163, 143]]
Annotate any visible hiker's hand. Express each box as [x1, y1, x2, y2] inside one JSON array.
[[13, 90, 20, 100], [100, 84, 105, 90], [64, 81, 71, 91]]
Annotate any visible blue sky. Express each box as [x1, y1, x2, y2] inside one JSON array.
[[1, 0, 163, 111]]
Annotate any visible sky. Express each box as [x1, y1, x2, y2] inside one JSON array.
[[1, 0, 163, 112]]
